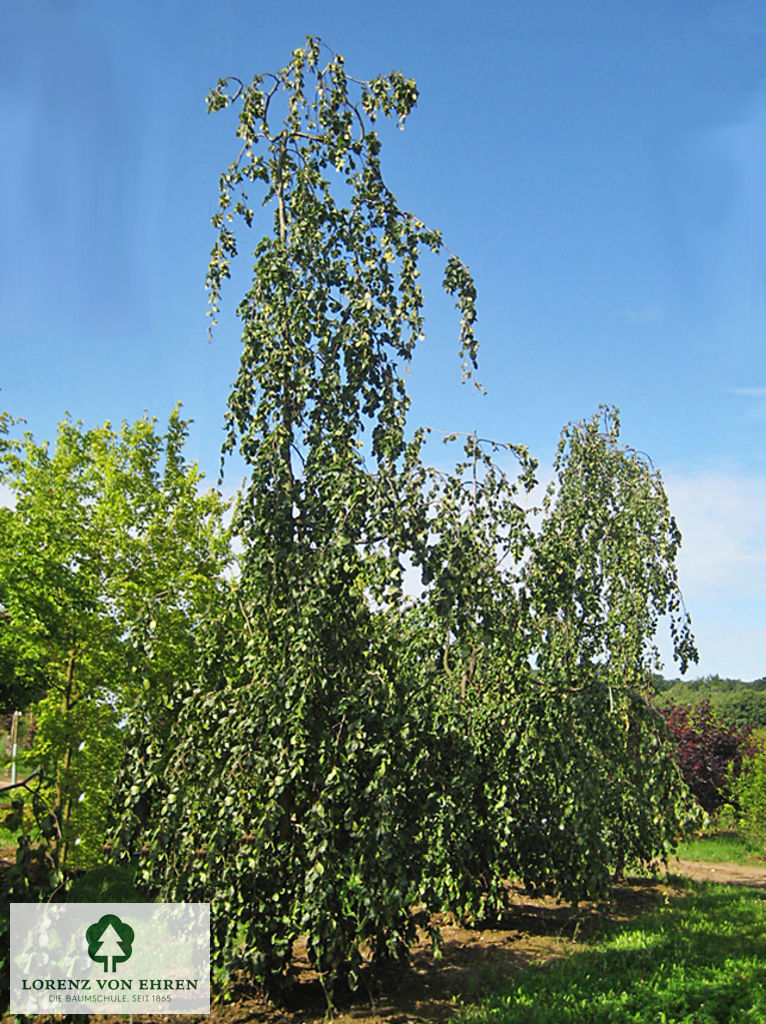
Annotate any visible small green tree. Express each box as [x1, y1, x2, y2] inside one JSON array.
[[0, 413, 46, 714], [528, 406, 696, 683], [0, 408, 231, 874]]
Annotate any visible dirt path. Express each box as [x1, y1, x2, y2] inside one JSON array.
[[671, 857, 766, 888]]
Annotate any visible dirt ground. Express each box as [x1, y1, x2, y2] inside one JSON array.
[[670, 857, 766, 888], [4, 852, 766, 1024]]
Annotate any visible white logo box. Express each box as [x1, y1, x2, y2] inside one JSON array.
[[11, 903, 210, 1014]]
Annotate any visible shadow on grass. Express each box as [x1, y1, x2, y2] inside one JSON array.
[[459, 882, 766, 1024]]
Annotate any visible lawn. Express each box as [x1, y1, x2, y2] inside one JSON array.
[[457, 881, 766, 1024], [676, 831, 766, 864]]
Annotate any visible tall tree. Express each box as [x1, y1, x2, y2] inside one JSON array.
[[113, 40, 699, 1000], [204, 36, 478, 590], [116, 37, 482, 1000]]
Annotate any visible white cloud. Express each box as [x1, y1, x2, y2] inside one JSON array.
[[726, 386, 766, 397], [658, 470, 766, 679], [663, 470, 766, 598], [656, 603, 766, 682], [624, 306, 664, 324]]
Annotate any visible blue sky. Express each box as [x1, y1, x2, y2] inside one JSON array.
[[2, 0, 765, 680]]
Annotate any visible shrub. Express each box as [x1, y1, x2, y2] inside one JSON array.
[[661, 700, 752, 813], [730, 746, 766, 840]]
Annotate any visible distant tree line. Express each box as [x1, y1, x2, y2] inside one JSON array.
[[654, 676, 766, 730]]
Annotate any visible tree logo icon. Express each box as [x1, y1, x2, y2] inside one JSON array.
[[86, 914, 135, 972]]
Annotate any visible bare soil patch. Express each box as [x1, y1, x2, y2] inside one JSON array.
[[670, 857, 766, 889]]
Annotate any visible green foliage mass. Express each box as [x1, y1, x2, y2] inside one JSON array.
[[0, 36, 705, 1011], [730, 748, 766, 842], [107, 39, 700, 1002], [0, 408, 231, 876]]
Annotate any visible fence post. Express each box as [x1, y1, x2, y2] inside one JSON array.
[[9, 709, 19, 785]]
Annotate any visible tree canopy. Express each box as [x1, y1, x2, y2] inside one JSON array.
[[0, 407, 231, 871]]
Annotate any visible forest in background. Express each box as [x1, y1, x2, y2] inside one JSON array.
[[655, 675, 766, 729]]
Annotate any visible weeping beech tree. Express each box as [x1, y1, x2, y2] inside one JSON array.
[[111, 38, 699, 1002], [114, 38, 485, 999]]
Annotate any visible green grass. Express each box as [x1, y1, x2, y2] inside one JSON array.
[[676, 831, 766, 864], [0, 753, 36, 777], [457, 882, 766, 1023], [0, 826, 19, 847]]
